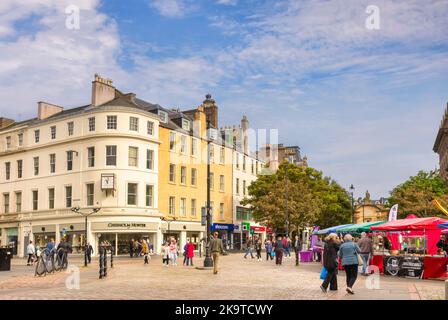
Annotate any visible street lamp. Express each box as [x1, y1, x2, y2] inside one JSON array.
[[161, 216, 177, 241], [71, 206, 101, 267], [284, 168, 289, 237], [349, 184, 355, 224], [204, 120, 216, 268]]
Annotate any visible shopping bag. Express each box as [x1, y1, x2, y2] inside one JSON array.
[[271, 251, 275, 257], [320, 266, 328, 280]]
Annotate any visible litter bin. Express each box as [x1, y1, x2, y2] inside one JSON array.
[[0, 247, 13, 271]]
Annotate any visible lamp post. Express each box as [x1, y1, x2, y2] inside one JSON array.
[[204, 120, 215, 268], [161, 216, 177, 241], [284, 168, 289, 237], [349, 184, 355, 224], [71, 206, 101, 267]]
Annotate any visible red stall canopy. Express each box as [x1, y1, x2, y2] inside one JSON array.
[[371, 217, 448, 255], [371, 217, 448, 231]]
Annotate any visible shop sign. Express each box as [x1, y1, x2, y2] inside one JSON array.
[[233, 225, 240, 231], [383, 256, 424, 278], [250, 226, 266, 232], [242, 222, 250, 231], [107, 223, 146, 229], [212, 223, 234, 231]]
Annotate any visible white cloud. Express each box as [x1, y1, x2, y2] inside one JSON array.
[[216, 0, 238, 5], [148, 0, 187, 17]]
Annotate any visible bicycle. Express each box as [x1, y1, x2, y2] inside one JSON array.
[[54, 248, 68, 271], [35, 249, 56, 276]]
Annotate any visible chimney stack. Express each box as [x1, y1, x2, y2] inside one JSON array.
[[37, 102, 63, 120], [91, 74, 116, 107]]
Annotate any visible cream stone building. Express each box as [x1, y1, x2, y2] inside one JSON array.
[[221, 116, 265, 249], [0, 75, 162, 257]]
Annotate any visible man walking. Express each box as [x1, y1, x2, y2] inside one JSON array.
[[293, 235, 302, 266], [244, 236, 254, 259], [210, 232, 224, 274], [129, 239, 134, 258], [26, 240, 35, 266], [85, 243, 94, 264], [357, 232, 373, 275]]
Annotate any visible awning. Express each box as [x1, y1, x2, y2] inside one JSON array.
[[371, 217, 448, 231], [313, 224, 353, 235], [338, 221, 385, 233], [438, 222, 448, 229]]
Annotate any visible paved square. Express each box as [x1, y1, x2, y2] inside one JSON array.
[[0, 253, 445, 300]]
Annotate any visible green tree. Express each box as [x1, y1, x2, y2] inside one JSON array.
[[241, 161, 352, 232], [389, 170, 448, 218]]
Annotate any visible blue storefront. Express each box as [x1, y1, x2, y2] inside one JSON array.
[[211, 223, 234, 249]]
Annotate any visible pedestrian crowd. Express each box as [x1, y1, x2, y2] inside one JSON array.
[[26, 237, 74, 267]]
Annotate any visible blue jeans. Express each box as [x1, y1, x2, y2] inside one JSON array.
[[244, 247, 254, 258], [285, 248, 290, 257], [360, 253, 370, 274]]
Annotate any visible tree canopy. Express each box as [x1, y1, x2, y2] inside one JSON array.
[[389, 170, 448, 218], [241, 161, 352, 233]]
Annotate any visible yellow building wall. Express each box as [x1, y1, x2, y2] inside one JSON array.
[[158, 126, 233, 224]]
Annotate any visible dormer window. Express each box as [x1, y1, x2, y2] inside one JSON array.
[[182, 119, 190, 131], [159, 110, 168, 123]]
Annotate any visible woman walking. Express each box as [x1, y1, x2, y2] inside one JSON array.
[[142, 240, 150, 264], [162, 241, 170, 266], [186, 240, 195, 266], [339, 234, 361, 294], [320, 233, 340, 293], [170, 239, 178, 266], [274, 235, 285, 265]]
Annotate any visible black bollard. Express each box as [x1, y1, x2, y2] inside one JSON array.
[[103, 247, 108, 277], [110, 246, 114, 268], [99, 246, 105, 279]]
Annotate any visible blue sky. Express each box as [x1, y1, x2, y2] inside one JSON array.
[[1, 0, 448, 199]]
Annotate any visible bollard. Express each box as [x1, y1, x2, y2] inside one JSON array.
[[110, 246, 114, 268], [445, 280, 448, 300], [103, 247, 108, 277], [99, 246, 105, 279]]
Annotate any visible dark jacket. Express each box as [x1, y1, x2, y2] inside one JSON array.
[[293, 238, 302, 250], [274, 240, 285, 251], [323, 240, 340, 270], [436, 240, 448, 252]]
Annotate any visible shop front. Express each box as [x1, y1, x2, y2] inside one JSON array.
[[211, 223, 234, 250], [163, 222, 204, 254], [250, 226, 266, 243], [91, 221, 160, 256], [6, 227, 18, 255], [32, 225, 56, 250]]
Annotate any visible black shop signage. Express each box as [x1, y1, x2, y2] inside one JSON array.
[[383, 256, 424, 278]]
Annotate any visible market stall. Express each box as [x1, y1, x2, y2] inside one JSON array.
[[369, 217, 448, 279], [313, 224, 353, 235]]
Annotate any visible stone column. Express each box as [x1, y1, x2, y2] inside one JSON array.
[[180, 230, 187, 255], [156, 225, 163, 254], [17, 224, 24, 258], [55, 224, 60, 244]]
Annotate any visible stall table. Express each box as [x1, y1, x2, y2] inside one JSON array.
[[299, 250, 313, 262], [422, 256, 448, 279]]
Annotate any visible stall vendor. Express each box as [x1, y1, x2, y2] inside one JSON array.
[[436, 234, 448, 255]]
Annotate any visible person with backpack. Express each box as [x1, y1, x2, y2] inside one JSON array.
[[338, 234, 361, 295]]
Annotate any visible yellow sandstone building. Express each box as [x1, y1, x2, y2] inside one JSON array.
[[156, 95, 233, 251]]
